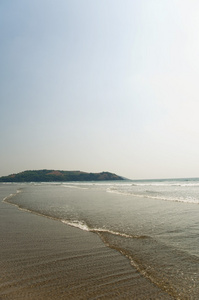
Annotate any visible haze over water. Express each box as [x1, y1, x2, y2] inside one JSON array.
[[3, 178, 199, 299]]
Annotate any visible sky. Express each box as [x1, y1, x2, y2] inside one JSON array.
[[1, 0, 199, 180]]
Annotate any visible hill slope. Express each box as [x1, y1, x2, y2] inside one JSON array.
[[0, 170, 124, 182]]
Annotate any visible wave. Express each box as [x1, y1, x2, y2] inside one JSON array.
[[3, 191, 148, 240], [61, 219, 90, 231], [2, 188, 22, 202], [131, 183, 199, 187], [63, 185, 89, 190], [61, 219, 148, 239], [106, 188, 199, 204], [130, 180, 199, 187]]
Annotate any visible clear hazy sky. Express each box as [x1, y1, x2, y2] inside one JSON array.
[[1, 0, 199, 179]]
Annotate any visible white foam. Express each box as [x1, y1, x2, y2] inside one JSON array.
[[61, 220, 90, 231], [63, 185, 88, 190], [61, 219, 146, 239], [95, 228, 133, 238], [3, 194, 13, 202], [131, 181, 199, 187]]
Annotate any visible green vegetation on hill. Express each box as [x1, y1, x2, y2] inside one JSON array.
[[0, 170, 124, 182]]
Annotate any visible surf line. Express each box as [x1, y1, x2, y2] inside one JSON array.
[[61, 219, 148, 239], [2, 188, 22, 204]]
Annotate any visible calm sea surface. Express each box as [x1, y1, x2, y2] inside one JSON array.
[[2, 178, 199, 299]]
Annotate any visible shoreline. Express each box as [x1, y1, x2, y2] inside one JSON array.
[[0, 188, 172, 299]]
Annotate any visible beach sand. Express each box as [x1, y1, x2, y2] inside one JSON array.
[[0, 195, 172, 299]]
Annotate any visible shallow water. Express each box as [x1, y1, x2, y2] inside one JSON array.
[[1, 179, 199, 299]]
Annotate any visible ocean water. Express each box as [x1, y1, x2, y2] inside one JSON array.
[[2, 178, 199, 299]]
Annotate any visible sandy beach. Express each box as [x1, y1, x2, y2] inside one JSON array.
[[0, 187, 173, 300]]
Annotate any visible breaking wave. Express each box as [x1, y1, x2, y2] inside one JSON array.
[[61, 219, 148, 239]]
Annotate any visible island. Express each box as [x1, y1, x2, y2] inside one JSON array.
[[0, 170, 125, 182]]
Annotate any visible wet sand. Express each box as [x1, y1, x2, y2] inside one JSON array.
[[0, 197, 172, 299]]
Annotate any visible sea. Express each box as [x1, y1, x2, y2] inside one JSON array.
[[1, 178, 199, 299]]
